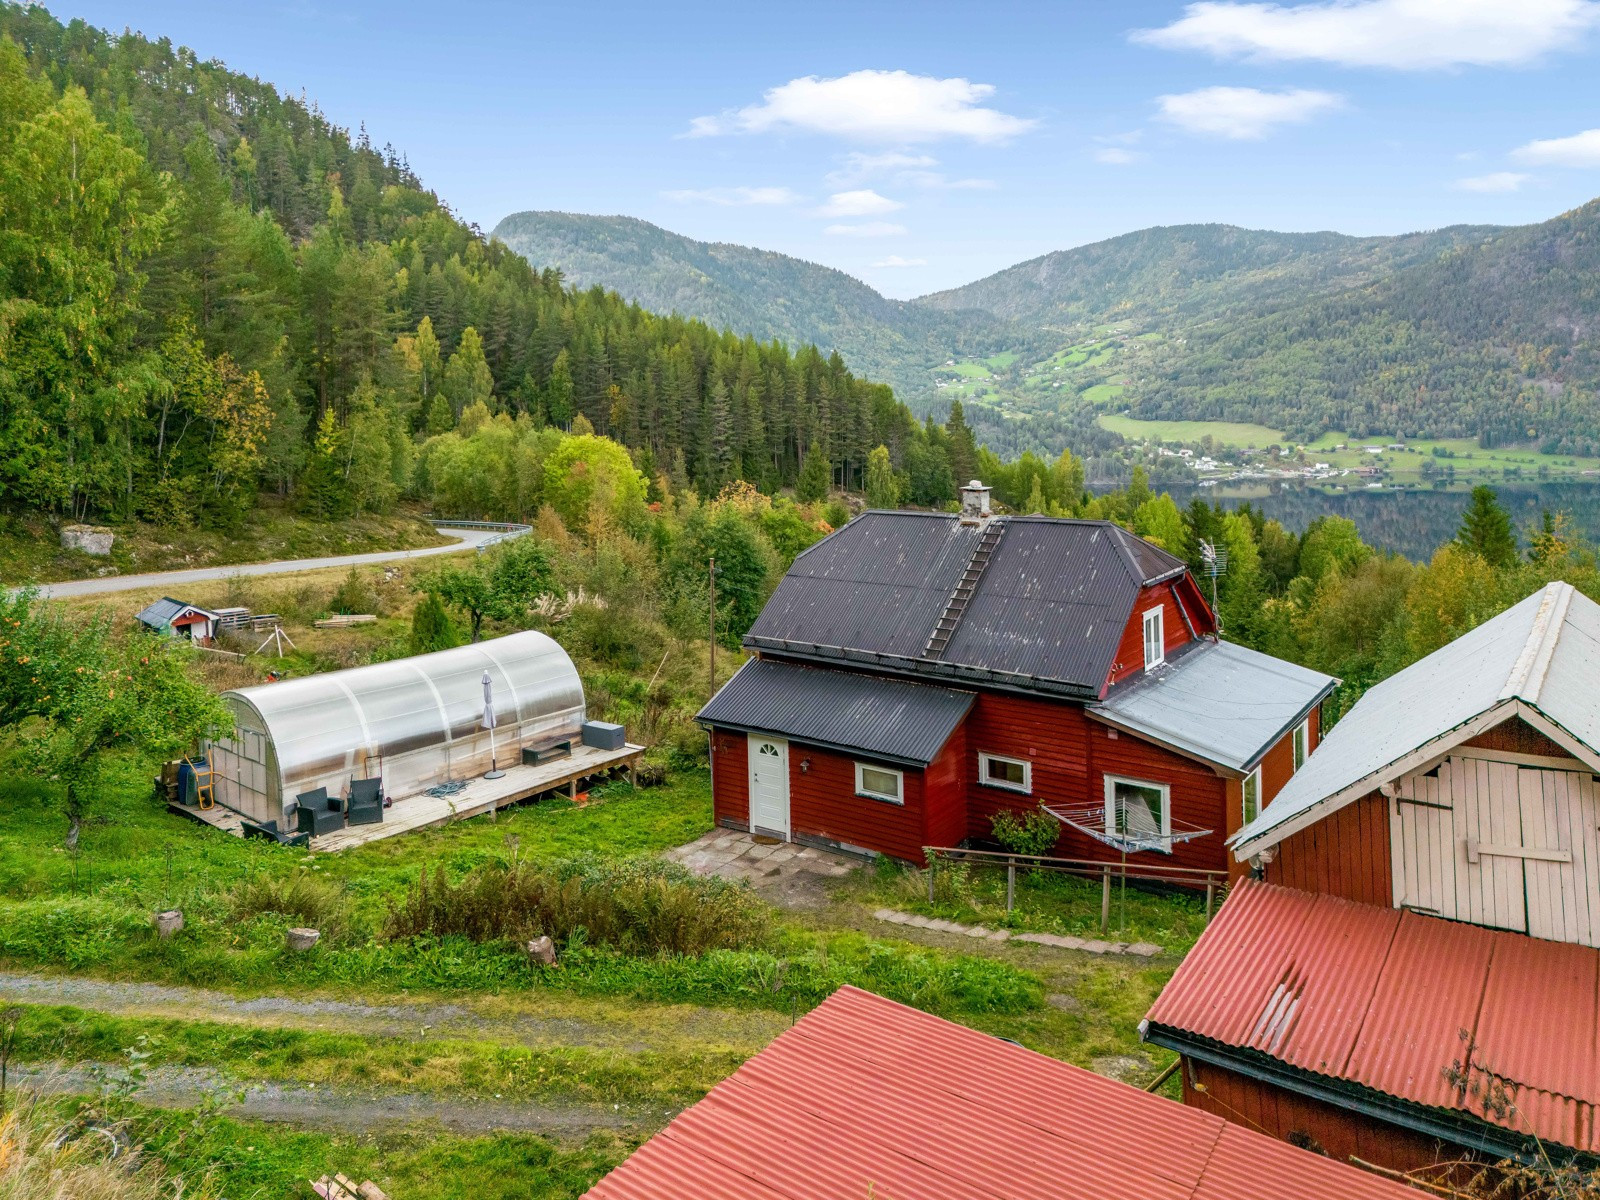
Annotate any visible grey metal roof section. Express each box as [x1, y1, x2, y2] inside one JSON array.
[[696, 657, 973, 766], [134, 596, 213, 629], [1090, 640, 1337, 775], [1234, 582, 1600, 856], [744, 512, 1191, 699]]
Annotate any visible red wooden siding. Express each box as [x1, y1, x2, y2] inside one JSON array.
[[962, 691, 1230, 876], [1264, 789, 1392, 905], [710, 730, 749, 828], [789, 744, 929, 863], [1181, 1058, 1455, 1174], [922, 726, 968, 851], [1464, 714, 1570, 759], [1107, 582, 1196, 688]]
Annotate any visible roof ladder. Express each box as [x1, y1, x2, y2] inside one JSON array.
[[922, 519, 1006, 660]]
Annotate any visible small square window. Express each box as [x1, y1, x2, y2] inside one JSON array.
[[1292, 720, 1309, 770], [1142, 606, 1165, 670], [1242, 767, 1261, 825], [856, 762, 903, 804], [979, 753, 1031, 793]]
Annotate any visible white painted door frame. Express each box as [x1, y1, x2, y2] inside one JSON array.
[[747, 733, 790, 840]]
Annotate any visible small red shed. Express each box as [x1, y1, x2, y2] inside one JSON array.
[[697, 483, 1335, 880]]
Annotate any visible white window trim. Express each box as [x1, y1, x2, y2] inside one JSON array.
[[1242, 766, 1262, 825], [1103, 774, 1172, 854], [1292, 719, 1309, 770], [978, 752, 1032, 794], [855, 761, 904, 805], [1142, 606, 1165, 671]]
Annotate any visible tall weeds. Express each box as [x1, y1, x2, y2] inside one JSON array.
[[382, 857, 768, 956], [0, 1104, 219, 1200]]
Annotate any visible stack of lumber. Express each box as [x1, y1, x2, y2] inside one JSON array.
[[312, 1174, 389, 1200], [314, 613, 377, 628]]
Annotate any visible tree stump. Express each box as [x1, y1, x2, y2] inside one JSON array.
[[525, 935, 557, 966], [286, 927, 321, 952], [153, 910, 184, 939]]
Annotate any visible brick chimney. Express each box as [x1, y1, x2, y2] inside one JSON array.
[[959, 479, 992, 525]]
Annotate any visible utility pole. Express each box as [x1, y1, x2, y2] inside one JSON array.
[[708, 554, 717, 699]]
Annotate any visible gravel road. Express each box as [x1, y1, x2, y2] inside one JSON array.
[[28, 527, 496, 599]]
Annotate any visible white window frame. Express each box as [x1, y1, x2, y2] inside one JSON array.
[[978, 752, 1032, 794], [1142, 606, 1165, 671], [1103, 774, 1172, 854], [1242, 766, 1262, 825], [1292, 719, 1309, 770], [855, 761, 904, 805]]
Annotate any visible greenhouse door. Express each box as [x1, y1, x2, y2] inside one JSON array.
[[747, 734, 790, 841]]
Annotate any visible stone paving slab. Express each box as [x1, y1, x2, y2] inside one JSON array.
[[871, 908, 1160, 957], [663, 830, 864, 897]]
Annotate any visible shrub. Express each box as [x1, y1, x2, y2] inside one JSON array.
[[329, 567, 377, 615], [382, 856, 768, 956], [230, 869, 348, 939], [409, 590, 460, 654], [990, 807, 1060, 858]]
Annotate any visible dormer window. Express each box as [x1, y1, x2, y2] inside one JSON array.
[[1143, 606, 1165, 671]]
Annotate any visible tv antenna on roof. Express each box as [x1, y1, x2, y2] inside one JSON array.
[[1199, 539, 1228, 634]]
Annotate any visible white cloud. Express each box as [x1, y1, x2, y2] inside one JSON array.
[[872, 255, 928, 268], [1512, 127, 1600, 166], [1455, 171, 1531, 192], [1156, 86, 1343, 139], [824, 221, 909, 237], [660, 186, 802, 206], [818, 189, 905, 217], [900, 171, 997, 189], [827, 151, 938, 184], [687, 69, 1035, 143], [1134, 0, 1600, 70], [1094, 147, 1145, 165]]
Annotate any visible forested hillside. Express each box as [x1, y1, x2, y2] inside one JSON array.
[[0, 3, 979, 532], [1128, 202, 1600, 450], [914, 223, 1491, 328], [492, 211, 1028, 400]]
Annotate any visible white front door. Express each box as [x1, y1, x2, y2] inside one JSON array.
[[747, 734, 790, 839]]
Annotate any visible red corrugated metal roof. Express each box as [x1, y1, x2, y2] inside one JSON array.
[[585, 985, 1418, 1200], [1144, 880, 1600, 1153]]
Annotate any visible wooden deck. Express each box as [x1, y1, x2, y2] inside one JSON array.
[[167, 800, 248, 837], [307, 742, 645, 853]]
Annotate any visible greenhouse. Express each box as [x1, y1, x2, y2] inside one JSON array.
[[204, 631, 586, 829]]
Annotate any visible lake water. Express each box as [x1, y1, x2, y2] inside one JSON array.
[[1158, 481, 1600, 562]]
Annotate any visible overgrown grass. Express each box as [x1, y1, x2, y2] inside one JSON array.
[[383, 857, 769, 955], [853, 857, 1212, 953], [4, 1003, 734, 1108], [0, 1101, 223, 1200]]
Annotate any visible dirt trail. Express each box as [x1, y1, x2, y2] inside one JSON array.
[[11, 1063, 653, 1136], [0, 969, 788, 1053]]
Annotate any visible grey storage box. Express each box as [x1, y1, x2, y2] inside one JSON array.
[[581, 720, 625, 750]]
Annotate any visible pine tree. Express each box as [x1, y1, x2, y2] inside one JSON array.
[[796, 441, 830, 503], [946, 400, 978, 486], [1456, 485, 1517, 567], [865, 445, 898, 509], [410, 590, 460, 654], [443, 325, 494, 418]]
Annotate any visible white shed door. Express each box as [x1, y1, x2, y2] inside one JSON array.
[[1393, 757, 1600, 948], [747, 734, 790, 840], [1517, 768, 1599, 947]]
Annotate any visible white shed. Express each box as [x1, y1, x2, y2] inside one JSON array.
[[203, 631, 585, 827], [1234, 582, 1600, 948]]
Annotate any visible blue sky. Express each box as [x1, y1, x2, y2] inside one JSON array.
[[59, 0, 1600, 298]]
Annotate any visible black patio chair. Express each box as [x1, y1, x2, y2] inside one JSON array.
[[294, 787, 343, 835], [347, 777, 384, 826]]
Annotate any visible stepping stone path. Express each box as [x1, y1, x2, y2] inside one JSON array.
[[871, 908, 1161, 958]]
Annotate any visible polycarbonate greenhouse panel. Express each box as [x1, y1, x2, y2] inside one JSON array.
[[211, 630, 584, 817]]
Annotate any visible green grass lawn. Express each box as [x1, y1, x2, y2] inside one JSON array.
[[1096, 414, 1289, 446]]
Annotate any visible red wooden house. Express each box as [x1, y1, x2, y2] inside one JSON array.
[[697, 483, 1335, 878], [1143, 582, 1600, 1171]]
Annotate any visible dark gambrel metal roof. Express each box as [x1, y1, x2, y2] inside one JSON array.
[[744, 512, 1189, 699], [134, 596, 216, 630], [695, 658, 973, 766]]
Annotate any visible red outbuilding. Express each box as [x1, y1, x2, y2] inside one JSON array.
[[697, 482, 1334, 880], [583, 984, 1424, 1200]]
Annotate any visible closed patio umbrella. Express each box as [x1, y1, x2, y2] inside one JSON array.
[[482, 670, 505, 779]]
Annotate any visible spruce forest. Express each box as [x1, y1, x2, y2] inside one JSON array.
[[0, 3, 979, 533]]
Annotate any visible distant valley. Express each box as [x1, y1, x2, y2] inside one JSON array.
[[494, 202, 1600, 463]]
